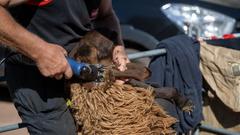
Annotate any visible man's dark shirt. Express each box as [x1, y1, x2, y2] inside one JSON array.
[[8, 0, 101, 64]]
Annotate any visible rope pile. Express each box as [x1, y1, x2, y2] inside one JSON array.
[[69, 79, 176, 135], [68, 30, 177, 135]]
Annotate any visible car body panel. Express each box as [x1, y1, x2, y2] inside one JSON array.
[[113, 0, 240, 44]]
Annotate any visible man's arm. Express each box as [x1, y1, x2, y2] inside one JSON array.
[[94, 0, 123, 45], [0, 0, 72, 79], [0, 0, 27, 7], [95, 0, 130, 73]]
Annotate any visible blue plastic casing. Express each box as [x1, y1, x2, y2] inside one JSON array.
[[67, 58, 87, 77]]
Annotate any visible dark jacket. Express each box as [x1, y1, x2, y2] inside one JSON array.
[[147, 35, 203, 133]]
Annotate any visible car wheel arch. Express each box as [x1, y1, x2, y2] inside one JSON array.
[[120, 25, 159, 50]]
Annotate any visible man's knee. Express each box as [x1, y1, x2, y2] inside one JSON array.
[[12, 88, 76, 135]]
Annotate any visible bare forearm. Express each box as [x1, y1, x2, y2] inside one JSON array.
[[0, 6, 45, 60], [0, 0, 73, 79], [0, 0, 27, 7], [0, 6, 73, 79]]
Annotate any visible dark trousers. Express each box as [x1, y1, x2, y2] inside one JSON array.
[[5, 63, 76, 135]]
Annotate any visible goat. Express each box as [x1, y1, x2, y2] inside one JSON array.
[[66, 29, 192, 135]]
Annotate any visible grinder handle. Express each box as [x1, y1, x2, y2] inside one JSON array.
[[67, 57, 87, 77]]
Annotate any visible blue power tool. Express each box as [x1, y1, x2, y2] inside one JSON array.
[[67, 58, 104, 81]]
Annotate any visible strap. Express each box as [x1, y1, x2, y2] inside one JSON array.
[[27, 0, 53, 7]]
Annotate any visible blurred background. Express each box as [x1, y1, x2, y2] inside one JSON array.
[[113, 0, 240, 65], [112, 1, 240, 134]]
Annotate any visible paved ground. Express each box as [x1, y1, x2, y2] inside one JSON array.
[[0, 85, 29, 135]]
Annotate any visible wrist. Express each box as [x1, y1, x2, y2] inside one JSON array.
[[10, 27, 48, 61], [27, 39, 47, 61]]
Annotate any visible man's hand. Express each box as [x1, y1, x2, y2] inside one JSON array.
[[113, 45, 129, 71], [34, 42, 73, 80], [113, 45, 130, 84], [0, 1, 72, 80]]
